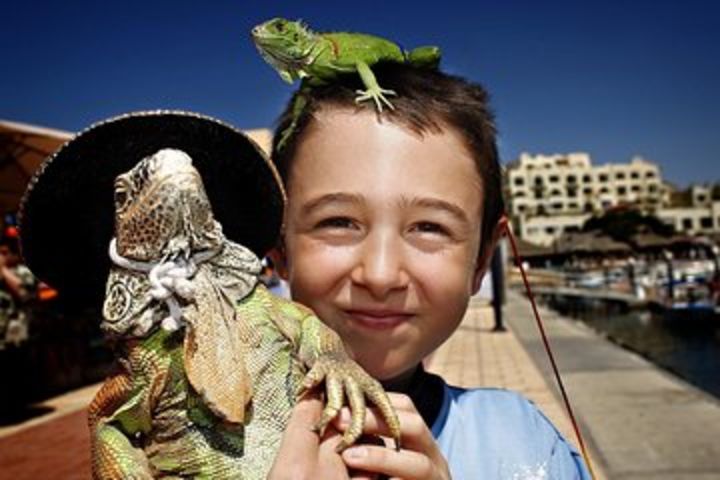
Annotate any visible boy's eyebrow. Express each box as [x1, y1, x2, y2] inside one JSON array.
[[300, 192, 365, 214], [403, 196, 471, 224]]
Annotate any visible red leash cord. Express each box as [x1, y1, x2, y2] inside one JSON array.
[[504, 223, 598, 480]]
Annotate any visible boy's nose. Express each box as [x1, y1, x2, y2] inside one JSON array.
[[350, 233, 409, 299]]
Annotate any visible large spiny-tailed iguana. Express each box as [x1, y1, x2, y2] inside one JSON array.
[[251, 17, 441, 150], [89, 148, 400, 479]]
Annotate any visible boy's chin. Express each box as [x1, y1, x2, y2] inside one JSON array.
[[358, 356, 420, 385]]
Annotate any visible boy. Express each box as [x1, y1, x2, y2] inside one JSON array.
[[267, 63, 591, 479]]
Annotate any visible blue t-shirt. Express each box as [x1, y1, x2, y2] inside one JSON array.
[[431, 384, 591, 479]]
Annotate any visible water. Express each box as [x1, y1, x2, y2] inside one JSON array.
[[549, 300, 720, 399]]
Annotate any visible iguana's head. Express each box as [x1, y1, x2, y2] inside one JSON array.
[[251, 17, 317, 83], [113, 148, 223, 261]]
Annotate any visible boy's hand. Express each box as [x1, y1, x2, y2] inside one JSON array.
[[337, 393, 451, 480]]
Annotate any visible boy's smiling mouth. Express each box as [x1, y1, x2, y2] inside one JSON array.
[[342, 308, 414, 330]]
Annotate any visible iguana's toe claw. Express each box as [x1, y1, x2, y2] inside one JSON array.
[[333, 377, 366, 452], [354, 88, 397, 113], [313, 374, 343, 436], [364, 379, 402, 450], [308, 354, 401, 450], [298, 361, 327, 400]]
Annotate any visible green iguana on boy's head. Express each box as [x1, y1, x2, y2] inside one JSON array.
[[252, 17, 442, 150]]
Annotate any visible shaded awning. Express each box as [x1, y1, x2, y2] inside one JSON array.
[[553, 231, 631, 255], [0, 119, 72, 214], [510, 236, 555, 259]]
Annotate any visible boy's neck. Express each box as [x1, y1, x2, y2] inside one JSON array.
[[380, 364, 420, 392], [381, 363, 445, 428]]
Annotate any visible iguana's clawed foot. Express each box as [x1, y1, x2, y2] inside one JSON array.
[[355, 87, 397, 112], [301, 354, 401, 452]]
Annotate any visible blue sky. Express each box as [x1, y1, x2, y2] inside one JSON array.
[[2, 0, 718, 186]]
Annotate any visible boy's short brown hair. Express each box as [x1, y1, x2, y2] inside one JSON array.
[[272, 62, 505, 259]]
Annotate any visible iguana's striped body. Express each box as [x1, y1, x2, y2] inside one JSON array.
[[89, 148, 400, 479]]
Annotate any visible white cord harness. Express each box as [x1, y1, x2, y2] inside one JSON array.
[[108, 238, 221, 331]]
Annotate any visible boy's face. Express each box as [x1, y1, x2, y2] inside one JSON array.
[[279, 108, 493, 382]]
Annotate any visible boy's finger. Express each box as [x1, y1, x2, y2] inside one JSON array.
[[342, 444, 442, 480], [269, 396, 324, 474]]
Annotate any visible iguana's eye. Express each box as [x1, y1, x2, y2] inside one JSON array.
[[114, 178, 132, 212], [276, 21, 285, 32]]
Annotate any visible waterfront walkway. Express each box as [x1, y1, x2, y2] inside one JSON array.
[[2, 291, 720, 478]]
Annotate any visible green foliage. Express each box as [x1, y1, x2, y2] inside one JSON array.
[[582, 207, 675, 242]]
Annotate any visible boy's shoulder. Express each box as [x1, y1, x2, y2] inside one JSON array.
[[433, 384, 591, 479], [436, 384, 552, 437]]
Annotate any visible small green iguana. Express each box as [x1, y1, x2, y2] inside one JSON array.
[[251, 17, 441, 150], [89, 148, 400, 479]]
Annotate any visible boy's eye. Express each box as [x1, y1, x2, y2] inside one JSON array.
[[315, 216, 356, 229], [411, 221, 450, 236]]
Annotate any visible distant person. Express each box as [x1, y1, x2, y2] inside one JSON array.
[[0, 233, 37, 348]]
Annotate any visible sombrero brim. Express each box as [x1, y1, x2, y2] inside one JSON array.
[[19, 110, 285, 307]]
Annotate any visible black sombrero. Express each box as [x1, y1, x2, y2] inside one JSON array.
[[19, 110, 285, 307]]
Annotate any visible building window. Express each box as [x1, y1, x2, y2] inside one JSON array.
[[515, 191, 526, 197], [646, 171, 656, 178], [545, 226, 556, 234], [682, 218, 693, 230], [697, 194, 707, 203], [584, 202, 594, 212], [616, 172, 626, 180], [631, 172, 640, 179], [550, 189, 562, 196], [700, 217, 712, 229], [600, 187, 609, 194], [631, 185, 641, 192], [648, 184, 657, 193], [552, 202, 563, 210], [583, 187, 593, 195], [617, 186, 627, 195], [549, 175, 560, 183], [566, 186, 578, 197], [568, 202, 579, 210], [534, 176, 544, 186], [514, 177, 525, 186], [567, 175, 577, 184], [517, 205, 526, 213], [582, 174, 592, 183], [599, 174, 608, 182]]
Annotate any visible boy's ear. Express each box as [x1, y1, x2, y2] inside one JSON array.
[[268, 244, 289, 280], [471, 215, 508, 293]]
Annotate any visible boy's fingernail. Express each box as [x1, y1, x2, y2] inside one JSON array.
[[343, 447, 367, 459]]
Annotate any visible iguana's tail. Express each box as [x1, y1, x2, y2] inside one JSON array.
[[407, 46, 441, 69]]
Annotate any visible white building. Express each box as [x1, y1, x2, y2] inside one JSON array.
[[657, 185, 720, 235], [506, 153, 664, 245]]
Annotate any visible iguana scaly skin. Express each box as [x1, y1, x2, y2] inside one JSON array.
[[89, 148, 400, 479], [251, 17, 441, 150]]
